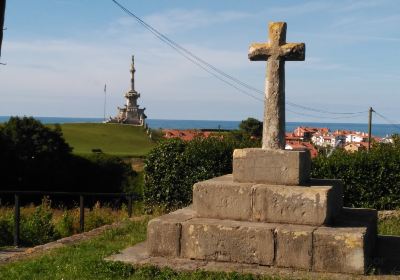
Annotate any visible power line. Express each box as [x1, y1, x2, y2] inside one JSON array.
[[373, 110, 400, 131], [112, 0, 263, 103], [287, 108, 366, 120], [111, 0, 371, 117]]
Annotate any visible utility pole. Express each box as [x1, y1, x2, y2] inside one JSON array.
[[103, 84, 107, 122], [0, 0, 6, 60], [368, 107, 374, 152]]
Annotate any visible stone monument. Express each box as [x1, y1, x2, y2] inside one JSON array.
[[108, 22, 381, 275], [107, 55, 147, 126]]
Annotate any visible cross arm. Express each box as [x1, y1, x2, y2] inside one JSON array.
[[280, 43, 305, 61], [248, 42, 305, 61], [248, 43, 273, 61]]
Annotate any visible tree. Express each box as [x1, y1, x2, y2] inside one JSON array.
[[1, 116, 71, 162], [0, 116, 72, 188], [239, 117, 263, 138]]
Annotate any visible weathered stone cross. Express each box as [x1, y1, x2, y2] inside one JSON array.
[[249, 22, 305, 150]]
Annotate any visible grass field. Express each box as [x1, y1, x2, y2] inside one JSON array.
[[53, 123, 156, 157]]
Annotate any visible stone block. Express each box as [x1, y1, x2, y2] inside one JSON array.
[[193, 174, 253, 220], [181, 218, 275, 265], [334, 207, 377, 257], [232, 148, 311, 185], [275, 224, 315, 270], [313, 226, 370, 274], [252, 179, 343, 226], [147, 207, 196, 257]]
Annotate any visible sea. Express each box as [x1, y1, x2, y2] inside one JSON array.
[[0, 116, 399, 137]]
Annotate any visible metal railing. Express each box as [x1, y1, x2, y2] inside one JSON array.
[[0, 191, 138, 247]]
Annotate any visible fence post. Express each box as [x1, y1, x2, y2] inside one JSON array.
[[79, 195, 84, 233], [14, 194, 20, 247], [128, 195, 133, 218]]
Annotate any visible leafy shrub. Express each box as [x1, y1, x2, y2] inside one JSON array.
[[0, 212, 13, 246], [144, 137, 258, 209], [55, 210, 75, 238], [85, 202, 116, 231], [312, 144, 400, 210], [20, 198, 59, 245]]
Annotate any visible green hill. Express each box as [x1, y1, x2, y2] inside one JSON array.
[[53, 123, 156, 157]]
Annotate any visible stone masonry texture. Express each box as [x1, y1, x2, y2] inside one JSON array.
[[147, 207, 196, 257], [180, 218, 275, 265], [146, 207, 376, 274], [193, 174, 253, 221], [192, 175, 343, 226], [275, 224, 315, 270], [252, 180, 343, 226], [232, 148, 311, 185], [313, 226, 369, 274]]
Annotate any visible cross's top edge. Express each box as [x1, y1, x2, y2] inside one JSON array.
[[248, 22, 305, 61]]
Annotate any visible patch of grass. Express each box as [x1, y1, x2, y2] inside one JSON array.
[[0, 220, 282, 280], [50, 123, 156, 157], [0, 220, 147, 280], [379, 216, 400, 236]]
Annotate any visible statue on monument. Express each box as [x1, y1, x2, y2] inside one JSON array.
[[107, 55, 147, 126]]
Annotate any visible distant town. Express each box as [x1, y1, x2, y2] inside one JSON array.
[[162, 126, 394, 158]]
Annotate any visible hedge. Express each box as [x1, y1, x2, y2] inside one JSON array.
[[144, 137, 400, 210], [312, 143, 400, 210], [144, 137, 259, 209]]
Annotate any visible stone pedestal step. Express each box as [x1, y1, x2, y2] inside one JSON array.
[[147, 207, 377, 274], [232, 148, 311, 185], [193, 174, 343, 226]]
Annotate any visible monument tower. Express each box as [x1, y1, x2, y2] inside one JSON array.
[[108, 55, 147, 125]]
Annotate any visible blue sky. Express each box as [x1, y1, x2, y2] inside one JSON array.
[[1, 0, 400, 123]]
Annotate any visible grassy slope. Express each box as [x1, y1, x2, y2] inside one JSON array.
[[54, 123, 156, 157]]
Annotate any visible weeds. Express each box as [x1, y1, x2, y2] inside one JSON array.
[[0, 199, 132, 246]]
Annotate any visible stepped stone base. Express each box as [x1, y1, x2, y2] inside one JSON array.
[[193, 175, 343, 226], [106, 239, 400, 279], [146, 207, 377, 274], [232, 148, 311, 185]]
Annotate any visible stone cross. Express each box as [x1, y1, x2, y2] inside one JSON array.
[[249, 22, 305, 150]]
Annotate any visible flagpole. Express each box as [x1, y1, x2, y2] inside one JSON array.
[[103, 84, 107, 122]]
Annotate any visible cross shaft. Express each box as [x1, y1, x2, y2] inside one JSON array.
[[249, 22, 305, 150]]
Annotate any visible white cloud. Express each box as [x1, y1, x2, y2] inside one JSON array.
[[144, 9, 253, 34]]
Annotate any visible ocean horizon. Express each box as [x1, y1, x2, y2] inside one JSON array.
[[0, 116, 399, 137]]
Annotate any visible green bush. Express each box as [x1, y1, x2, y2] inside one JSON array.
[[0, 214, 13, 246], [55, 210, 75, 238], [84, 202, 115, 231], [312, 144, 400, 210], [20, 198, 60, 245], [144, 137, 258, 209]]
